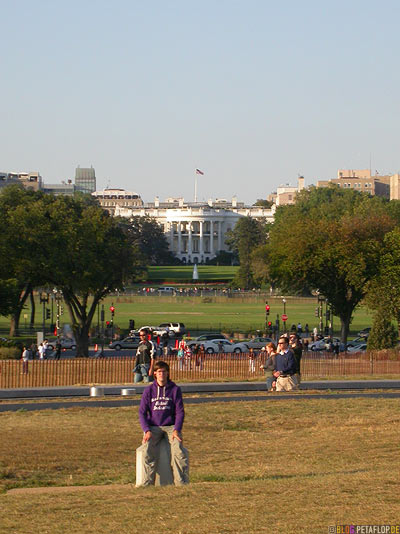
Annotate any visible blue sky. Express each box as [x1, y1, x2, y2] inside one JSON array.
[[1, 0, 400, 203]]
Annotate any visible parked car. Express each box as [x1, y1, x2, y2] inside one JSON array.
[[153, 323, 186, 337], [245, 337, 273, 350], [47, 337, 76, 350], [109, 335, 140, 351], [347, 343, 367, 353], [187, 339, 249, 354], [192, 333, 228, 342], [357, 327, 371, 338], [157, 287, 175, 295], [346, 336, 368, 348], [310, 337, 341, 351]]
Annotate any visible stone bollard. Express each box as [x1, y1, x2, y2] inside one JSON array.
[[135, 437, 189, 487], [121, 388, 136, 396], [90, 386, 104, 397]]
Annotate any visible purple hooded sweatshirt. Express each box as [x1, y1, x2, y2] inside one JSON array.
[[139, 379, 184, 433]]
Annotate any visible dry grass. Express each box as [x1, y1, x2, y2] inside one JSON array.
[[1, 398, 400, 534]]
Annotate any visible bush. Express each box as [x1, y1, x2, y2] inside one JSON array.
[[0, 347, 21, 360], [367, 310, 397, 350]]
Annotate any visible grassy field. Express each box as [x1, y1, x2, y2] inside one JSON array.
[[147, 265, 239, 281], [1, 397, 399, 533], [0, 294, 374, 338]]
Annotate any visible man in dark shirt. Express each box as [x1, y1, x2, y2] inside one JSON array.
[[273, 336, 298, 391], [134, 328, 155, 383], [289, 332, 303, 384]]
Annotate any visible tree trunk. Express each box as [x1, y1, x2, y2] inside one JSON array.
[[74, 322, 90, 357], [30, 290, 35, 327], [9, 284, 32, 337]]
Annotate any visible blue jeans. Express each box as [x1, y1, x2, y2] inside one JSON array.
[[134, 364, 150, 383]]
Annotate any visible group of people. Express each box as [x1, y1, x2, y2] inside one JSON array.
[[259, 333, 302, 391], [21, 339, 63, 373]]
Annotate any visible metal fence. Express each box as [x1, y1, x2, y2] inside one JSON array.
[[1, 352, 400, 389]]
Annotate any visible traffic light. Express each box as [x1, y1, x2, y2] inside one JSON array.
[[129, 319, 135, 330], [315, 307, 319, 317], [267, 321, 272, 327], [106, 321, 110, 327], [110, 305, 115, 316], [46, 308, 50, 319], [265, 304, 270, 316], [101, 309, 105, 322], [60, 306, 64, 315]]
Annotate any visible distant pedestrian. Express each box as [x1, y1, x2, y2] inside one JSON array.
[[38, 343, 45, 360], [21, 346, 29, 374], [334, 342, 340, 358], [55, 339, 62, 360], [248, 347, 256, 373], [260, 342, 277, 391]]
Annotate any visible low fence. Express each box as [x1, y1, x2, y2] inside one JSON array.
[[1, 352, 400, 389]]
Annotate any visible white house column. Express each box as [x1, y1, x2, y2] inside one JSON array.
[[199, 220, 204, 256], [217, 220, 222, 251], [169, 223, 174, 251], [188, 221, 193, 256], [178, 223, 182, 254], [210, 220, 214, 255]]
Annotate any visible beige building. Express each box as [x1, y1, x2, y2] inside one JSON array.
[[0, 171, 42, 191], [317, 169, 392, 199], [267, 176, 305, 206], [92, 189, 144, 215]]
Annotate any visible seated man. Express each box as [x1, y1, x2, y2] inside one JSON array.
[[273, 336, 298, 391], [138, 360, 189, 486]]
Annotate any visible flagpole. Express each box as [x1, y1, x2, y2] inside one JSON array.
[[194, 172, 197, 202]]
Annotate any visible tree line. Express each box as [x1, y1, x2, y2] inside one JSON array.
[[227, 186, 400, 345], [0, 186, 173, 355]]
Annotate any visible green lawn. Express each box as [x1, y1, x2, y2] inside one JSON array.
[[2, 293, 374, 339], [147, 265, 238, 281]]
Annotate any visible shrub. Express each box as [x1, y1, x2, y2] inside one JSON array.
[[0, 347, 21, 360]]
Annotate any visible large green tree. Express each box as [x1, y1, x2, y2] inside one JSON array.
[[0, 186, 143, 354], [0, 186, 48, 335], [35, 196, 143, 356], [256, 187, 397, 343], [226, 216, 267, 289], [126, 216, 179, 265], [366, 226, 400, 339]]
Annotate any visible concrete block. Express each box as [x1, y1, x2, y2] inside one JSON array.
[[136, 439, 189, 487], [90, 386, 104, 397]]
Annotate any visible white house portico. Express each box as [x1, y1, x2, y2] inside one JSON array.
[[113, 197, 275, 263]]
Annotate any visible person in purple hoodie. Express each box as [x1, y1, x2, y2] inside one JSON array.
[[139, 360, 189, 486]]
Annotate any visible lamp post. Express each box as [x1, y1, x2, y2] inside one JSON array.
[[39, 291, 50, 335], [53, 289, 63, 337], [282, 298, 287, 335]]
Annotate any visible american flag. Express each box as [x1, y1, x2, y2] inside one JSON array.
[[196, 168, 204, 175]]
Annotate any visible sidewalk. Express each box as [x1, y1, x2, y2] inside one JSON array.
[[1, 379, 400, 400]]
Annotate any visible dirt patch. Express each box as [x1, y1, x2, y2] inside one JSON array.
[[7, 483, 131, 495]]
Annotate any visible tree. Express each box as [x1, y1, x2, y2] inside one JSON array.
[[366, 309, 397, 350], [257, 187, 396, 343], [366, 226, 400, 339], [0, 186, 48, 335], [125, 216, 179, 265], [253, 199, 273, 208], [226, 217, 267, 289], [36, 196, 143, 356]]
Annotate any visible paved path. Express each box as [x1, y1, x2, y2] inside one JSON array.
[[1, 391, 400, 413], [1, 379, 400, 400]]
